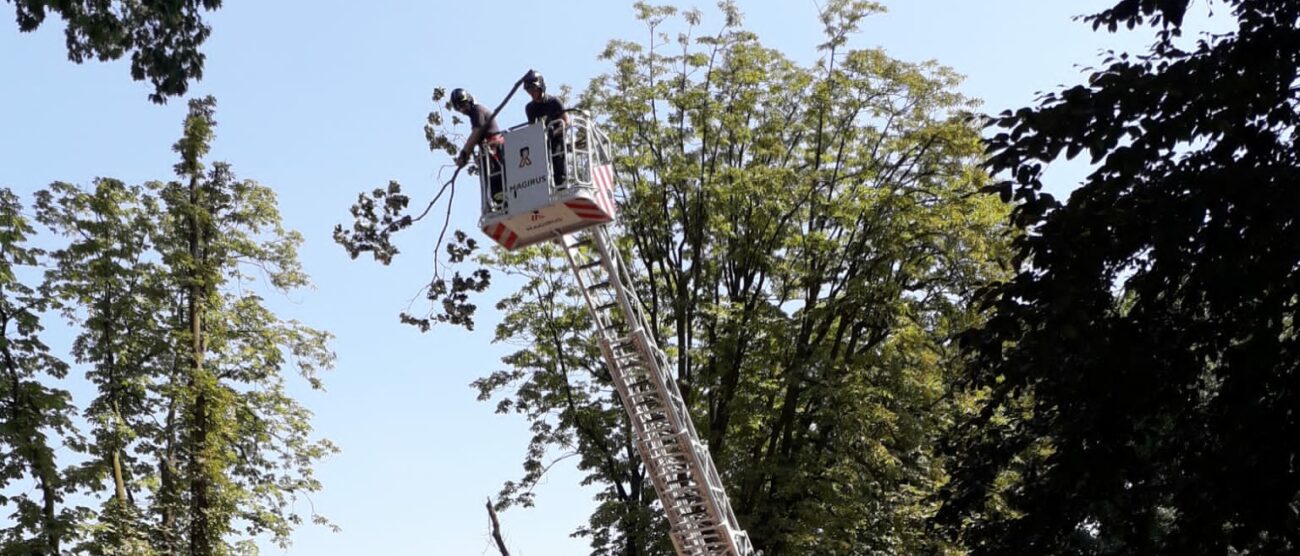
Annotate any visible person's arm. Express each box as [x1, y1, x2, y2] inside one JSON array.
[[457, 106, 490, 167], [555, 97, 570, 125], [457, 127, 484, 167], [543, 98, 569, 136]]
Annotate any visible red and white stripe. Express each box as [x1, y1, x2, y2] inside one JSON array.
[[483, 222, 519, 249], [564, 164, 618, 222], [563, 199, 609, 221], [591, 164, 617, 217]]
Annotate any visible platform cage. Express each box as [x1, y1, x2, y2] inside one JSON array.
[[477, 110, 618, 251]]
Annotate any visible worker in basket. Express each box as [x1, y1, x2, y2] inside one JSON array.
[[452, 87, 506, 208], [522, 69, 570, 188]]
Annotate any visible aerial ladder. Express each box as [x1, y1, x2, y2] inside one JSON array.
[[475, 112, 755, 556]]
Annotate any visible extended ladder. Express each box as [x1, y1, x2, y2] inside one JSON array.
[[558, 226, 754, 556]]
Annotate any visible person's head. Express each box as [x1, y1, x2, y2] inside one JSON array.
[[523, 69, 546, 100], [450, 88, 474, 114]]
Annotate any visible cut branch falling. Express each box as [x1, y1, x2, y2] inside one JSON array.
[[486, 498, 511, 556], [334, 85, 510, 334], [332, 168, 460, 269]]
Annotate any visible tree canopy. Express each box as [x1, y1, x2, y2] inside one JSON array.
[[939, 1, 1300, 554], [0, 190, 78, 555], [328, 1, 1300, 554], [9, 0, 222, 102], [339, 1, 1010, 553], [0, 98, 334, 555]]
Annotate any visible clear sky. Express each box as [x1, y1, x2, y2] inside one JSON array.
[[0, 1, 1197, 554]]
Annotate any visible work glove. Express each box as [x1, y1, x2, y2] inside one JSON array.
[[456, 149, 471, 167]]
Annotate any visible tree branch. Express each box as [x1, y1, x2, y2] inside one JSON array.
[[485, 498, 511, 556]]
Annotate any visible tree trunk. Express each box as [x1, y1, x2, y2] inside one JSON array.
[[159, 396, 182, 553], [1, 314, 62, 554], [38, 474, 59, 554], [112, 446, 128, 506], [186, 174, 213, 556], [104, 290, 132, 509]]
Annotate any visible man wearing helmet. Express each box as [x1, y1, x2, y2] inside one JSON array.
[[451, 87, 506, 207], [522, 70, 570, 187]]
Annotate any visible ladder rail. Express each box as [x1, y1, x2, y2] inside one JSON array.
[[557, 227, 755, 556], [597, 228, 747, 536]]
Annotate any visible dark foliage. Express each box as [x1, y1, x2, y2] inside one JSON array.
[[941, 1, 1300, 554], [333, 181, 413, 266], [335, 86, 491, 333], [10, 0, 222, 103]]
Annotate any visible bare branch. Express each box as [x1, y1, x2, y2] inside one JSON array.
[[485, 498, 511, 556]]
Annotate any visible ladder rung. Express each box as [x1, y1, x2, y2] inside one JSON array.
[[627, 392, 661, 404], [566, 233, 751, 556]]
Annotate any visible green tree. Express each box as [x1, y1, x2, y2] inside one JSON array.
[[35, 179, 168, 554], [335, 3, 1008, 552], [0, 189, 81, 555], [8, 0, 223, 103], [10, 98, 334, 555], [470, 2, 1010, 554], [939, 1, 1300, 554], [157, 97, 337, 555]]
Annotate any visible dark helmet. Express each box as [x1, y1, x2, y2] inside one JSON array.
[[522, 69, 546, 93], [450, 88, 474, 109]]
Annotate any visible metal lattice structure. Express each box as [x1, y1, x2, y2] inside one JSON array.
[[559, 227, 755, 556], [476, 110, 754, 555]]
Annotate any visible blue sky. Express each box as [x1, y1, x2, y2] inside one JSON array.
[[0, 1, 1200, 554]]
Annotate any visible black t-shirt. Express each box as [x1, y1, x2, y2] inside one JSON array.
[[467, 103, 499, 136], [525, 95, 566, 129]]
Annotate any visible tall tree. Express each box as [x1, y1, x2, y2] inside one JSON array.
[[36, 179, 168, 554], [469, 2, 1010, 554], [335, 3, 1007, 553], [158, 96, 337, 555], [0, 189, 80, 555], [8, 0, 223, 102], [940, 1, 1300, 554]]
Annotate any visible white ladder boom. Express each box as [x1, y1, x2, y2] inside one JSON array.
[[559, 226, 755, 556]]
